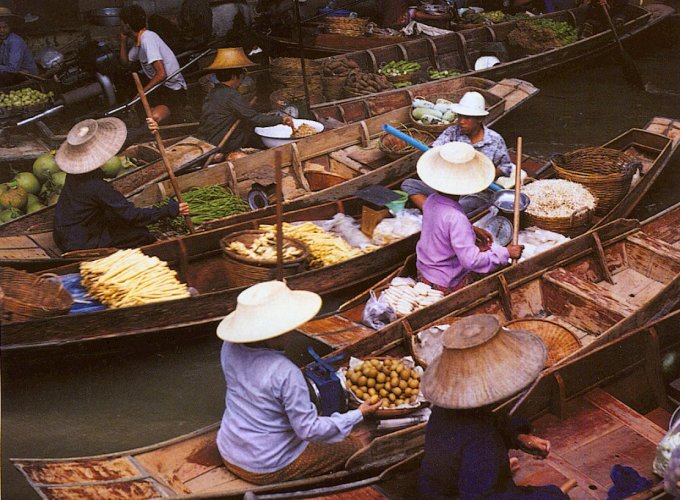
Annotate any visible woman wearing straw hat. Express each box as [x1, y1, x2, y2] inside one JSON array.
[[215, 280, 381, 485], [0, 7, 38, 86], [401, 91, 515, 209], [53, 117, 189, 253], [414, 141, 523, 294], [418, 314, 569, 499], [196, 47, 293, 153]]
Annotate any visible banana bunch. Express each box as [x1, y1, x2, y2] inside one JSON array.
[[80, 249, 190, 308], [381, 279, 444, 316], [226, 233, 303, 261], [259, 222, 375, 268], [379, 60, 421, 77], [428, 68, 461, 80]]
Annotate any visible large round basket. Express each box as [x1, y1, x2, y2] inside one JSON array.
[[503, 319, 581, 368], [220, 230, 310, 288], [378, 125, 435, 160], [0, 268, 73, 322], [342, 356, 424, 418], [551, 147, 638, 216], [324, 16, 369, 36], [523, 206, 594, 238]]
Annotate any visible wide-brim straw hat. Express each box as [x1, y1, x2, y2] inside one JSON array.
[[55, 118, 127, 174], [0, 7, 22, 23], [421, 314, 547, 409], [217, 280, 322, 343], [205, 47, 257, 71], [417, 141, 495, 195]]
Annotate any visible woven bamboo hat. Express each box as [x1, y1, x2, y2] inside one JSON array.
[[417, 141, 495, 195], [55, 118, 127, 174], [205, 48, 257, 70], [217, 280, 322, 343], [0, 7, 22, 23], [421, 314, 547, 409]]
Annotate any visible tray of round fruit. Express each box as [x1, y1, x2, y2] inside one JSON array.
[[339, 356, 425, 417]]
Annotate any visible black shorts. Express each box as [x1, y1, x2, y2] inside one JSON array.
[[146, 85, 187, 115]]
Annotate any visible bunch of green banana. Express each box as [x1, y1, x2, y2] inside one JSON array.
[[379, 60, 421, 77], [428, 68, 461, 80]]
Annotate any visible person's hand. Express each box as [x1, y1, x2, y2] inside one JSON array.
[[517, 433, 550, 459], [474, 226, 493, 251], [146, 117, 159, 133], [119, 31, 129, 45], [178, 202, 190, 216], [281, 115, 295, 128], [506, 244, 524, 260], [358, 398, 382, 416]]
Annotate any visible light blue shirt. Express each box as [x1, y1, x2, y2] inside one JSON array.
[[0, 33, 38, 75], [216, 341, 363, 473], [432, 124, 515, 176]]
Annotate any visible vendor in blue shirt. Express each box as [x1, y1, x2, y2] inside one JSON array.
[[53, 117, 189, 253], [0, 8, 38, 86], [418, 314, 571, 499], [214, 280, 381, 485]]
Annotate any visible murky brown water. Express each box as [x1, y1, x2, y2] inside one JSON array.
[[2, 17, 679, 499]]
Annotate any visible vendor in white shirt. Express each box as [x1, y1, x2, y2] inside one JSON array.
[[119, 4, 187, 124], [215, 280, 381, 485]]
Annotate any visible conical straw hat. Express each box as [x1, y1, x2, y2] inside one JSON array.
[[416, 141, 495, 195], [0, 7, 22, 23], [55, 118, 127, 174], [421, 314, 546, 409], [205, 48, 257, 70], [216, 280, 322, 343]]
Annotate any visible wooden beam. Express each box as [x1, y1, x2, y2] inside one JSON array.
[[497, 274, 513, 320], [591, 232, 614, 284]]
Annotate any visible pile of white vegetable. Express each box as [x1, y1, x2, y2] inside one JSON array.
[[410, 97, 457, 126], [522, 179, 596, 218], [518, 227, 570, 262], [380, 277, 444, 316]]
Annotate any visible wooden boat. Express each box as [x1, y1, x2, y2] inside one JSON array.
[[309, 3, 675, 116], [0, 135, 215, 239], [11, 205, 679, 499], [0, 78, 537, 271]]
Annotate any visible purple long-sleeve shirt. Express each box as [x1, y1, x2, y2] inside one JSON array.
[[0, 33, 38, 75], [217, 342, 363, 473], [416, 193, 509, 289]]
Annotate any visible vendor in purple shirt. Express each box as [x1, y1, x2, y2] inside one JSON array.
[[414, 141, 523, 293], [215, 281, 381, 485], [0, 8, 38, 86]]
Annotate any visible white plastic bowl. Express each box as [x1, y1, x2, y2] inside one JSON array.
[[255, 119, 324, 148]]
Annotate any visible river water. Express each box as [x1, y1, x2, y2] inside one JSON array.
[[2, 17, 679, 499]]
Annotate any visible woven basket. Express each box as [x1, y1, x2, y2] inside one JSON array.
[[325, 16, 368, 36], [378, 125, 434, 160], [0, 268, 73, 323], [504, 319, 581, 367], [523, 206, 593, 238], [551, 147, 638, 215], [220, 230, 310, 288], [342, 356, 423, 418]]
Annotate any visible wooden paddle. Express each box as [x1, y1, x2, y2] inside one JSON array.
[[511, 136, 522, 264], [201, 95, 257, 168], [132, 73, 195, 233], [598, 0, 644, 89], [274, 149, 284, 280]]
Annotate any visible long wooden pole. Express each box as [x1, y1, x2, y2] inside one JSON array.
[[511, 136, 522, 264], [598, 0, 644, 89], [275, 150, 284, 281], [132, 73, 194, 233]]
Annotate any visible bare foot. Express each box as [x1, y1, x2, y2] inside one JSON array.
[[509, 457, 520, 475]]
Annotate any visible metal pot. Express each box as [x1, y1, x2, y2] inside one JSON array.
[[88, 8, 122, 27]]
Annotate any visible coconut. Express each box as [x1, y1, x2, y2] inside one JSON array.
[[32, 152, 60, 183], [0, 186, 28, 209], [14, 172, 41, 195], [100, 156, 123, 178]]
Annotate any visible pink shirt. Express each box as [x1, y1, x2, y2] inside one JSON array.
[[416, 193, 510, 289]]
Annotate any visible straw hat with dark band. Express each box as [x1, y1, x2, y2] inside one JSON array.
[[421, 314, 547, 409], [0, 7, 22, 22], [205, 47, 257, 71], [55, 118, 127, 174], [417, 141, 495, 195], [217, 281, 322, 343]]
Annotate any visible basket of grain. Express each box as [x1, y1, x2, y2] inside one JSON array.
[[220, 230, 310, 288], [521, 179, 597, 237], [551, 147, 639, 215], [0, 268, 73, 322]]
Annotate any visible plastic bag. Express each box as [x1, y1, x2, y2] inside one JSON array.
[[37, 47, 64, 70], [653, 407, 680, 477], [322, 213, 374, 250], [372, 208, 422, 246], [362, 290, 396, 329]]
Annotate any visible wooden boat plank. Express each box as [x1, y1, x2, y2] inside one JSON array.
[[625, 233, 680, 283], [345, 423, 427, 471], [0, 235, 39, 249], [27, 231, 61, 256], [0, 247, 52, 260], [14, 455, 144, 485], [645, 117, 680, 144], [305, 485, 389, 500], [184, 467, 252, 494], [584, 388, 666, 443], [297, 316, 376, 349], [600, 268, 665, 308], [0, 134, 49, 162], [36, 478, 168, 499]]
